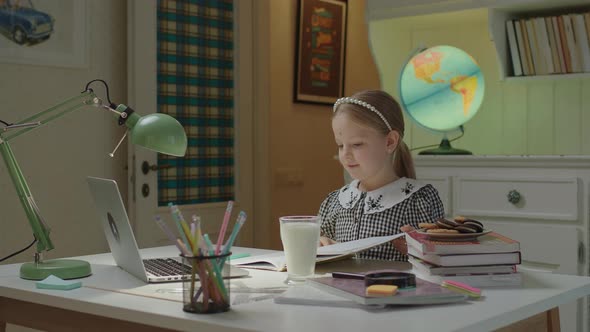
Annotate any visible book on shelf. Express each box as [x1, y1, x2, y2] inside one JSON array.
[[405, 231, 520, 255], [229, 234, 403, 271], [514, 19, 530, 75], [544, 17, 562, 74], [534, 16, 555, 74], [563, 14, 582, 73], [408, 246, 521, 267], [572, 13, 590, 72], [506, 19, 523, 76], [557, 15, 573, 73], [408, 256, 517, 276], [305, 276, 467, 306], [519, 19, 536, 75], [550, 16, 567, 74]]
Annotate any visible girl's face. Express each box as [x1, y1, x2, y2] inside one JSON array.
[[332, 112, 398, 190]]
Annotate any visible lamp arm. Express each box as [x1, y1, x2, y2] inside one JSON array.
[[3, 90, 99, 142], [0, 137, 53, 252], [0, 90, 114, 254]]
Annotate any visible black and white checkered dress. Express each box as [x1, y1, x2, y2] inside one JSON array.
[[318, 178, 444, 261]]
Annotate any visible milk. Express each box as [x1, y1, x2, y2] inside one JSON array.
[[280, 220, 320, 282]]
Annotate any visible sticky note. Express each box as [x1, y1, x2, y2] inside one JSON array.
[[229, 253, 250, 260], [442, 280, 481, 298], [36, 275, 82, 290]]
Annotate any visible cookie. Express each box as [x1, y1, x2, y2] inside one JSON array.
[[456, 223, 481, 233], [464, 220, 484, 232], [426, 228, 459, 234], [453, 216, 468, 223], [435, 218, 460, 229], [455, 225, 478, 233], [418, 222, 438, 230]]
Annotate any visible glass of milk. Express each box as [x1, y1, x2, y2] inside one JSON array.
[[279, 215, 321, 285]]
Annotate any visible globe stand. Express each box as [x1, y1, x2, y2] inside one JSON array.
[[418, 138, 472, 155]]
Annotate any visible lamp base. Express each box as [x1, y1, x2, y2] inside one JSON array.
[[418, 138, 472, 155], [20, 259, 92, 280]]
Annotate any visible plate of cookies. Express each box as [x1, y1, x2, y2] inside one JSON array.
[[416, 217, 491, 241]]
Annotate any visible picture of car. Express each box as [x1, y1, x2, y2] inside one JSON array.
[[0, 0, 54, 45]]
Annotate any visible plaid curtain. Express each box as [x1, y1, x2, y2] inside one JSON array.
[[156, 0, 234, 206]]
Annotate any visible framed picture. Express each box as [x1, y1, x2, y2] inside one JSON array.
[[0, 0, 88, 68], [295, 0, 347, 104]]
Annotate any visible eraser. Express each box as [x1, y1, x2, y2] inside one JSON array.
[[36, 275, 82, 291], [365, 284, 398, 297]]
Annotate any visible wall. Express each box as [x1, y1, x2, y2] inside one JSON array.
[[267, 0, 380, 249], [0, 0, 127, 265], [369, 8, 590, 155]]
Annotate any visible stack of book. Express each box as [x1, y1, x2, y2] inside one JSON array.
[[406, 231, 522, 288]]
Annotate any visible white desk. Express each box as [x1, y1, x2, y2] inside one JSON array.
[[1, 246, 589, 332]]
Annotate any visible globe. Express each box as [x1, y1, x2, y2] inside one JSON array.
[[398, 45, 485, 154]]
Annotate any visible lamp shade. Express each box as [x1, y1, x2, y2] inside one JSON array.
[[128, 113, 187, 157]]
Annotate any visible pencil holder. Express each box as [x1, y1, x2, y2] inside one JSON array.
[[181, 252, 231, 314]]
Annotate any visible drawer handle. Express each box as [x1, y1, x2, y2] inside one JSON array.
[[507, 190, 521, 204]]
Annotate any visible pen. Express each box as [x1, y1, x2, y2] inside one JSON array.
[[220, 211, 247, 266], [153, 215, 185, 253], [216, 200, 234, 254], [169, 203, 194, 252], [222, 211, 247, 255]]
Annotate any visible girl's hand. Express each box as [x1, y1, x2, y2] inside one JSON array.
[[391, 225, 415, 254], [392, 237, 408, 255], [400, 225, 415, 233], [319, 236, 337, 247]]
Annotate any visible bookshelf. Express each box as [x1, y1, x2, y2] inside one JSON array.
[[489, 1, 590, 80], [367, 0, 590, 81]]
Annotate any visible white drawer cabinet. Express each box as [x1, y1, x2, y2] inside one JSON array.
[[415, 155, 590, 332], [454, 176, 579, 221]]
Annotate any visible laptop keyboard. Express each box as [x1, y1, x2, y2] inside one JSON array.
[[143, 258, 192, 277]]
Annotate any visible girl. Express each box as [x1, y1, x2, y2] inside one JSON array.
[[318, 90, 444, 261]]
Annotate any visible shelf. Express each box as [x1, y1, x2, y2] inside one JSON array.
[[489, 1, 590, 80], [504, 72, 590, 82]]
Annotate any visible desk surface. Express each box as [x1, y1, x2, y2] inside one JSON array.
[[1, 246, 590, 332]]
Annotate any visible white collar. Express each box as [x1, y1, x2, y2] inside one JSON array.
[[337, 178, 425, 214]]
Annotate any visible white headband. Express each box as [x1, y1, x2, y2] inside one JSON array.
[[333, 97, 393, 132]]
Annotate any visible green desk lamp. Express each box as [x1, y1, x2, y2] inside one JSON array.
[[0, 80, 187, 280]]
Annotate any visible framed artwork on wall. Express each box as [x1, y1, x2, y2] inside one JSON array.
[[294, 0, 347, 105], [0, 0, 88, 68]]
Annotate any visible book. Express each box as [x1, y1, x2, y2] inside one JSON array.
[[405, 231, 520, 255], [414, 269, 524, 288], [229, 234, 403, 271], [551, 16, 567, 74], [545, 16, 562, 73], [563, 14, 581, 72], [506, 19, 523, 76], [533, 17, 554, 74], [557, 15, 573, 73], [520, 19, 536, 74], [514, 19, 530, 75], [408, 246, 521, 267], [305, 276, 467, 306], [572, 14, 590, 72], [408, 256, 517, 276]]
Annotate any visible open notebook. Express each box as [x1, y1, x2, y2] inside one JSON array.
[[229, 234, 404, 271]]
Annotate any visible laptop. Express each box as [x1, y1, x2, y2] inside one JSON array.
[[86, 176, 249, 283]]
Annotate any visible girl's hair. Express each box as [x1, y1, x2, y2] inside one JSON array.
[[333, 90, 416, 179]]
